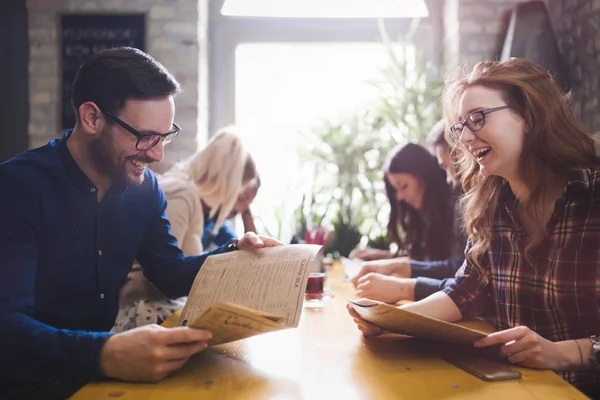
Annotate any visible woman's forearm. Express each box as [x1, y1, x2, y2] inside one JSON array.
[[241, 209, 257, 233], [362, 249, 395, 261], [400, 291, 463, 322], [555, 338, 593, 371]]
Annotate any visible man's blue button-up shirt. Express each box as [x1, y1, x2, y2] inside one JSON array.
[[0, 131, 230, 392]]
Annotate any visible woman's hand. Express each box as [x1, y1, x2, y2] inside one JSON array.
[[349, 248, 393, 261], [346, 300, 386, 337], [237, 232, 284, 250], [351, 258, 411, 287], [474, 326, 571, 370], [355, 273, 416, 303]]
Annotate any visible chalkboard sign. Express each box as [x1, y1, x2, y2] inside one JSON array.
[[60, 14, 146, 129]]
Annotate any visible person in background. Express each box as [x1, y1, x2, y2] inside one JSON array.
[[202, 172, 261, 250], [350, 143, 465, 302], [351, 122, 467, 303], [432, 119, 459, 187], [237, 177, 260, 232], [0, 47, 282, 398], [114, 129, 261, 331], [161, 128, 259, 254], [349, 58, 600, 398]]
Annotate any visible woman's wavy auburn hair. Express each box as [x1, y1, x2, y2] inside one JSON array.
[[443, 58, 597, 270]]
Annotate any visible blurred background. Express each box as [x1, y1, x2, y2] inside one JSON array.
[[0, 0, 594, 255]]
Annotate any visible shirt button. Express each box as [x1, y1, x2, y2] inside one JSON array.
[[98, 250, 103, 256], [99, 293, 105, 299], [90, 188, 96, 193]]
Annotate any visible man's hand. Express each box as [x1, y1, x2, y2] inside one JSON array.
[[237, 232, 284, 250], [355, 273, 416, 303], [346, 300, 386, 337], [351, 258, 411, 287], [100, 325, 212, 382]]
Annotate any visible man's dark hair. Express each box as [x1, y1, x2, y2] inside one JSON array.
[[429, 119, 448, 150], [71, 47, 181, 125]]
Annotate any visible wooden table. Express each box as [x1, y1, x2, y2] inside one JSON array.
[[72, 263, 588, 400]]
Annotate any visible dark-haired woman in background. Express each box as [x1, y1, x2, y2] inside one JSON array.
[[351, 142, 465, 302]]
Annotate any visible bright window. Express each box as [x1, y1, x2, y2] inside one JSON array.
[[235, 42, 400, 240], [221, 0, 428, 18]]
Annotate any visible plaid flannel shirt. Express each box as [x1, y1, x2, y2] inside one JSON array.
[[443, 168, 600, 388]]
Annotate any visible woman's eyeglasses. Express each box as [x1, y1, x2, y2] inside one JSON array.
[[102, 110, 181, 151], [450, 105, 511, 140]]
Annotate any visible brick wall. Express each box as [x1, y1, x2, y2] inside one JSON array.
[[443, 0, 526, 72], [27, 0, 208, 170], [443, 0, 600, 132], [546, 0, 600, 131]]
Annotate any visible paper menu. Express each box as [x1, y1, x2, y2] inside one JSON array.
[[349, 300, 487, 345], [341, 257, 362, 280], [177, 244, 321, 329], [188, 302, 288, 345]]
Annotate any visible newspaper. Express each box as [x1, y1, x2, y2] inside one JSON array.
[[176, 244, 321, 344]]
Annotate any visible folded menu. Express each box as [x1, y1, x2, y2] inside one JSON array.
[[185, 302, 287, 346], [348, 300, 487, 345], [177, 244, 322, 345]]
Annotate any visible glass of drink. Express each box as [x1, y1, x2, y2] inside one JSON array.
[[304, 272, 326, 308]]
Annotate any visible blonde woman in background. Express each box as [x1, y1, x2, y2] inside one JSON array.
[[113, 127, 260, 332], [160, 127, 259, 254]]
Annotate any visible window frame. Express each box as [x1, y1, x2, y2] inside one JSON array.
[[208, 0, 441, 134]]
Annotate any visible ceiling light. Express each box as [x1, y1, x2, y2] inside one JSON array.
[[221, 0, 429, 18]]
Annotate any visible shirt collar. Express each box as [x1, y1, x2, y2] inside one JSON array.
[[54, 130, 98, 195], [564, 168, 592, 195], [499, 168, 592, 200], [498, 168, 594, 219], [53, 130, 128, 197]]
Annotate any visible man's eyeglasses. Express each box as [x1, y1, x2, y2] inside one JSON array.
[[450, 105, 511, 140], [102, 111, 181, 151]]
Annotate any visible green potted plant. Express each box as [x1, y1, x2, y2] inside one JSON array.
[[300, 111, 394, 258], [298, 19, 443, 257], [367, 19, 443, 145]]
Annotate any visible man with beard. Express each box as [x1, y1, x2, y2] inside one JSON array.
[[0, 47, 282, 399]]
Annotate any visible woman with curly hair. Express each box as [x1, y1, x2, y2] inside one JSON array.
[[348, 58, 600, 397]]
